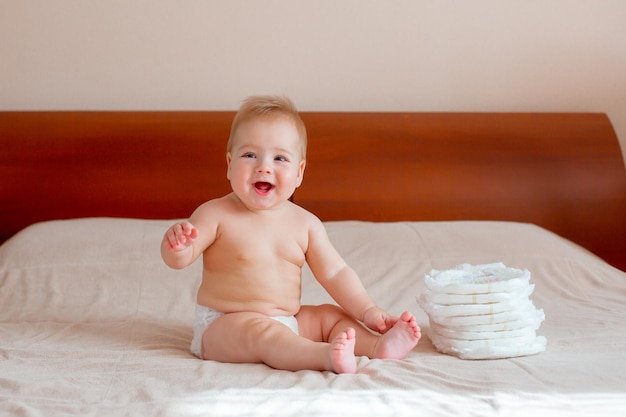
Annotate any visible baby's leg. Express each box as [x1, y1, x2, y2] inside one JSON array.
[[297, 304, 382, 358], [297, 305, 420, 360], [328, 327, 357, 374], [201, 311, 357, 373]]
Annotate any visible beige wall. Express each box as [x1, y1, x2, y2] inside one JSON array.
[[2, 1, 625, 163]]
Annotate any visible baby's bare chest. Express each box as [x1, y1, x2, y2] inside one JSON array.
[[209, 222, 307, 268]]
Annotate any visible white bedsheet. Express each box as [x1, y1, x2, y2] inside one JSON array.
[[1, 218, 625, 416]]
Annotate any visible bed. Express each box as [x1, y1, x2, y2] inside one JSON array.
[[1, 111, 625, 416]]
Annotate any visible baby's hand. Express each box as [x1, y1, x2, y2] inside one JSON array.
[[362, 306, 398, 334], [165, 221, 199, 252]]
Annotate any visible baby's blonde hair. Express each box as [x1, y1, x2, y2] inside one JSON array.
[[227, 95, 307, 158]]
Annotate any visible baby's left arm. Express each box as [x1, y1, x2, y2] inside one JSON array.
[[306, 218, 395, 333]]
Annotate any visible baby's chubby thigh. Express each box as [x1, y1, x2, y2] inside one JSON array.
[[296, 304, 354, 343], [201, 311, 300, 363]]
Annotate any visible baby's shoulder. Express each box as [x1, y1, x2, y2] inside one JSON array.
[[287, 202, 325, 231], [188, 195, 236, 227], [194, 194, 236, 213], [287, 201, 318, 220]]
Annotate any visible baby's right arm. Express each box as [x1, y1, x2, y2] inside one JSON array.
[[164, 220, 198, 252], [161, 221, 200, 269], [160, 199, 221, 270]]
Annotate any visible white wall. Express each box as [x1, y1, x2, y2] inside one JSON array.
[[2, 1, 625, 162]]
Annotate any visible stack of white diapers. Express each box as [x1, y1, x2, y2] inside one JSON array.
[[418, 263, 546, 360]]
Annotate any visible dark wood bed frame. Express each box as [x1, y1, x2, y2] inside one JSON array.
[[1, 111, 625, 270]]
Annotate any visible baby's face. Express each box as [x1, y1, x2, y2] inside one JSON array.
[[226, 116, 306, 211]]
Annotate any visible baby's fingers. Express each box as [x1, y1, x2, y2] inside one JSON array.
[[187, 226, 199, 240], [179, 222, 199, 240], [166, 230, 185, 251], [372, 313, 391, 334], [167, 222, 197, 250], [380, 316, 399, 334], [179, 221, 197, 236]]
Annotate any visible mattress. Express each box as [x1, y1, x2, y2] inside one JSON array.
[[1, 218, 625, 416]]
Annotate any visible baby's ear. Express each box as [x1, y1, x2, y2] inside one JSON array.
[[296, 159, 306, 187], [226, 153, 232, 179]]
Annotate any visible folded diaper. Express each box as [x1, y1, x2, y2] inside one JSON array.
[[418, 263, 546, 360], [429, 333, 547, 360], [443, 313, 544, 332], [421, 285, 534, 306], [419, 293, 535, 318], [424, 301, 541, 327], [430, 322, 539, 340], [424, 262, 531, 294]]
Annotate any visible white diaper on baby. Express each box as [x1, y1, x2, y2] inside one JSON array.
[[270, 315, 300, 335], [191, 304, 224, 358], [418, 263, 546, 360], [190, 304, 300, 359]]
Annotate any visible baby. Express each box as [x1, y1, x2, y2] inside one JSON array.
[[161, 95, 420, 373]]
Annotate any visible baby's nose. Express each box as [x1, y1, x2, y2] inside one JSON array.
[[256, 161, 272, 173]]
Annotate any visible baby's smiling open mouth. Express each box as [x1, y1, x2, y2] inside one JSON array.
[[254, 182, 274, 194]]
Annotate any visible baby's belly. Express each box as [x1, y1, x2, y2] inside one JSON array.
[[196, 275, 301, 316]]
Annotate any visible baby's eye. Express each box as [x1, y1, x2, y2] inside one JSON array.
[[242, 152, 256, 159], [275, 155, 288, 162]]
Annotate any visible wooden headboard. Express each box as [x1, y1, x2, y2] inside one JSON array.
[[1, 111, 625, 270]]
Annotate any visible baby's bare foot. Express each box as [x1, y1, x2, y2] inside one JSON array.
[[329, 327, 357, 374], [373, 311, 421, 359]]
